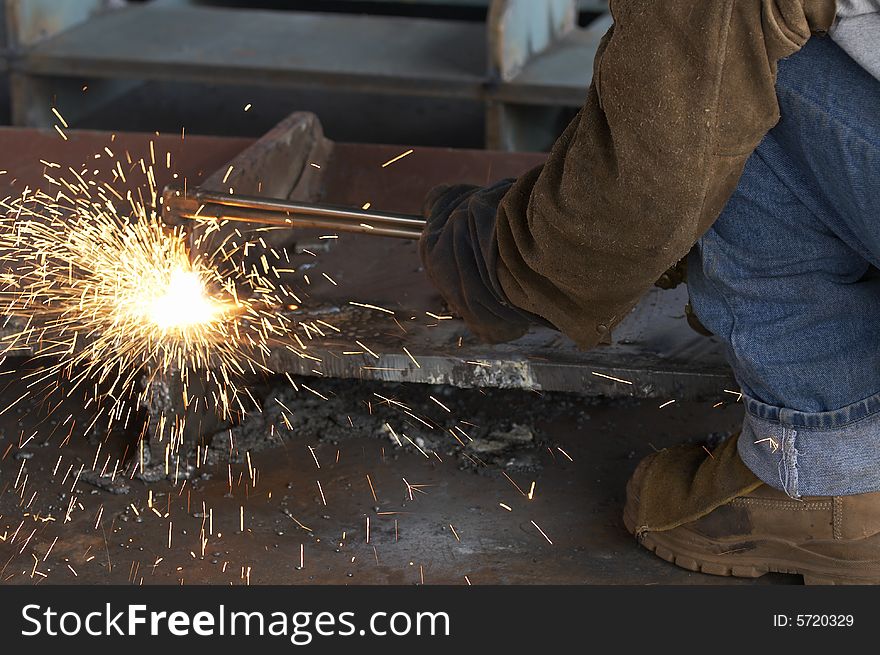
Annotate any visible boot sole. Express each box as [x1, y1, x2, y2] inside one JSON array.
[[623, 479, 880, 585]]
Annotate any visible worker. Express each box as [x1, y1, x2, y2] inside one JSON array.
[[421, 0, 880, 584]]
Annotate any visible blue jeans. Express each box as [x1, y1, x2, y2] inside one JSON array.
[[687, 36, 880, 497]]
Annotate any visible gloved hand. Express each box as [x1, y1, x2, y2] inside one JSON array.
[[419, 181, 547, 344]]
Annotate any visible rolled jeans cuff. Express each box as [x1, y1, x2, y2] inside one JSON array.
[[738, 391, 880, 498]]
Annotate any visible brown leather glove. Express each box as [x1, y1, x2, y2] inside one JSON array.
[[420, 181, 548, 343]]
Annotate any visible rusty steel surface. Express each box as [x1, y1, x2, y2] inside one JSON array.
[[0, 126, 253, 196]]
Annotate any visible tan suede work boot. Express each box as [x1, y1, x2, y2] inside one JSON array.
[[624, 434, 880, 585]]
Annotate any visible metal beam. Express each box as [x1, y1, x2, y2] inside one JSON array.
[[19, 5, 487, 98]]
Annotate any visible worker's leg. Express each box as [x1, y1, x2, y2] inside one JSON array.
[[687, 36, 880, 497]]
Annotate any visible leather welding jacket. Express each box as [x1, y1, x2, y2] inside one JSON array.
[[420, 0, 838, 347]]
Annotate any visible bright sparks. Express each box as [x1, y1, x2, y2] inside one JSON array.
[[0, 144, 302, 459], [146, 268, 227, 331]]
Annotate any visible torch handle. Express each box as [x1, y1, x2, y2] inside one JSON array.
[[164, 187, 425, 240]]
